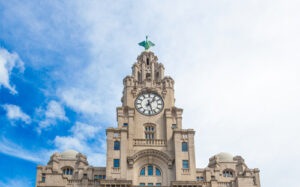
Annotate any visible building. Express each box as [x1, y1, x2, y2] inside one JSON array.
[[36, 42, 261, 187]]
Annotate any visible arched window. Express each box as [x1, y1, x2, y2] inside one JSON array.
[[139, 165, 162, 177], [148, 166, 153, 176], [62, 167, 73, 175], [155, 168, 161, 176], [223, 170, 233, 177], [182, 142, 188, 152], [114, 141, 120, 150]]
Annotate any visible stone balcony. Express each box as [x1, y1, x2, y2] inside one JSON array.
[[133, 139, 166, 147]]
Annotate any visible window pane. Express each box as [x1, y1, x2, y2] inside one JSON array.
[[103, 175, 106, 179], [123, 123, 128, 127], [183, 160, 189, 168], [94, 175, 98, 179], [114, 159, 120, 168], [99, 175, 102, 179], [156, 183, 161, 186], [155, 168, 161, 176], [182, 142, 188, 152], [70, 169, 73, 175], [140, 168, 145, 176], [140, 183, 145, 186], [148, 183, 153, 186], [114, 141, 120, 150], [148, 166, 153, 175]]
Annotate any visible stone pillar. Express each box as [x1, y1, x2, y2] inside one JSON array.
[[120, 129, 128, 179], [128, 109, 135, 151], [165, 109, 173, 151], [188, 130, 196, 180]]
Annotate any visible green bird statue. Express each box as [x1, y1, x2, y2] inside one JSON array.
[[138, 36, 155, 50]]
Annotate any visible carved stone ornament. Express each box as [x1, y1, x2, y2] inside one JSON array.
[[127, 149, 174, 169]]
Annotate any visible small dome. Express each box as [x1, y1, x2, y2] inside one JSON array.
[[217, 152, 234, 162], [61, 150, 78, 159]]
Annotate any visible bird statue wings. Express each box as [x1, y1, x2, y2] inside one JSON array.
[[138, 36, 155, 50]]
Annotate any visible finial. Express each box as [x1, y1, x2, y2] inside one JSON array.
[[138, 36, 155, 50]]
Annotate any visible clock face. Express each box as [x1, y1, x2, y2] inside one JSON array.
[[135, 92, 164, 116]]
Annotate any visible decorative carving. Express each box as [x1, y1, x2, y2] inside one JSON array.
[[127, 149, 174, 169]]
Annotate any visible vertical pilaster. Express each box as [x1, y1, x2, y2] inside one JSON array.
[[128, 109, 135, 151], [120, 129, 128, 179], [165, 109, 173, 151]]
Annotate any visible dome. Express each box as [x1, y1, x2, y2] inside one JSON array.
[[216, 152, 234, 162], [60, 150, 78, 159]]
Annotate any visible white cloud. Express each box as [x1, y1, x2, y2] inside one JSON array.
[[54, 122, 106, 166], [0, 178, 32, 187], [0, 47, 24, 94], [3, 104, 31, 124], [45, 100, 68, 120], [0, 137, 44, 163], [38, 100, 68, 132], [64, 1, 300, 186]]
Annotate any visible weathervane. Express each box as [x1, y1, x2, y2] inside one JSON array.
[[138, 36, 155, 50]]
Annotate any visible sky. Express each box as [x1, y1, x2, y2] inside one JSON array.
[[0, 0, 299, 186]]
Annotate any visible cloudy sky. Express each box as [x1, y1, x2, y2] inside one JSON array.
[[0, 0, 299, 186]]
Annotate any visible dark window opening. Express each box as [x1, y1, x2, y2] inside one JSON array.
[[146, 73, 151, 79], [123, 123, 128, 127], [148, 166, 153, 176], [114, 141, 120, 150], [147, 58, 150, 65], [183, 160, 189, 168], [42, 173, 46, 182], [182, 142, 188, 152], [114, 159, 120, 168]]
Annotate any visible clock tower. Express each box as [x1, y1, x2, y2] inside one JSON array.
[[105, 49, 196, 186], [35, 38, 261, 187]]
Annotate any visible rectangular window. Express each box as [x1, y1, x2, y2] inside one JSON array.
[[200, 177, 204, 181], [123, 123, 128, 127], [114, 141, 120, 150], [196, 176, 200, 181], [183, 160, 189, 168], [83, 173, 87, 178], [42, 173, 46, 182], [172, 124, 177, 128], [99, 175, 102, 179], [182, 142, 188, 152], [148, 183, 153, 186], [114, 159, 120, 168], [94, 175, 98, 179], [148, 166, 153, 176], [156, 183, 161, 186], [103, 175, 106, 179], [140, 183, 145, 186]]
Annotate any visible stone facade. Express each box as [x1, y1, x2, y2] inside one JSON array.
[[36, 50, 261, 187]]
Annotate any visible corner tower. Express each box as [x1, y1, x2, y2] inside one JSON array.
[[105, 49, 196, 186]]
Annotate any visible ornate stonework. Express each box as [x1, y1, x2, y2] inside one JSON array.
[[36, 50, 261, 187]]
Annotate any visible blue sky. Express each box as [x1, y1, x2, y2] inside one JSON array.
[[0, 1, 300, 187]]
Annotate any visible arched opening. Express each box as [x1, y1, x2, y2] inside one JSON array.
[[62, 167, 74, 175], [130, 149, 173, 186], [223, 169, 234, 177]]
